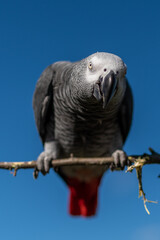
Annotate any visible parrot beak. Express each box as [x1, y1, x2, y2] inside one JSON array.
[[93, 70, 118, 108]]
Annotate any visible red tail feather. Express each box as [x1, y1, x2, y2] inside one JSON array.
[[67, 177, 101, 217]]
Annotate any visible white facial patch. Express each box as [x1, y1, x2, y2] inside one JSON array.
[[85, 53, 126, 83], [86, 56, 104, 83]]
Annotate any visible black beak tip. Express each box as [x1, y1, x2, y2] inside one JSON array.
[[101, 71, 117, 107], [93, 71, 117, 108]]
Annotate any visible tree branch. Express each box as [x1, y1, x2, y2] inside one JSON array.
[[1, 148, 160, 171], [0, 156, 114, 170], [0, 147, 159, 214]]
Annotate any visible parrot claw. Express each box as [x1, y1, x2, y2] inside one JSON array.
[[110, 150, 127, 171], [36, 151, 55, 175]]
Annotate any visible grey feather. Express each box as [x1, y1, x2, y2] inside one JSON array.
[[33, 64, 55, 142], [119, 80, 133, 143]]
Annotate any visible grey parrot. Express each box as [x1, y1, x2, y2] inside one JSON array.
[[33, 52, 133, 217]]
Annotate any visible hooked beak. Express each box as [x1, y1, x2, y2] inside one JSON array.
[[93, 70, 118, 108]]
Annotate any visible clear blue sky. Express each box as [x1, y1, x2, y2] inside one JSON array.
[[0, 0, 160, 239]]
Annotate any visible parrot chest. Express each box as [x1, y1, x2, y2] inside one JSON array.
[[57, 119, 122, 181], [54, 98, 123, 180], [55, 114, 123, 158]]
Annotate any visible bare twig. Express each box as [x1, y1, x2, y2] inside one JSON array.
[[135, 165, 157, 215], [0, 148, 160, 171], [126, 147, 159, 214], [0, 147, 159, 214], [0, 157, 114, 170]]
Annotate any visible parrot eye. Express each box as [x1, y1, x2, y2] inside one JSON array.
[[88, 62, 93, 70]]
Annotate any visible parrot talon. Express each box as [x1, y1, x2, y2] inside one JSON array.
[[33, 168, 39, 179], [36, 151, 55, 175], [111, 150, 127, 171]]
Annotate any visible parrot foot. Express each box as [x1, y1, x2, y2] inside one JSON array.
[[36, 151, 56, 175], [110, 150, 128, 171]]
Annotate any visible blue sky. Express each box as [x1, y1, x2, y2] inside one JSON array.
[[0, 0, 160, 239]]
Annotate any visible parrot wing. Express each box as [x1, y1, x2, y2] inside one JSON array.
[[119, 79, 133, 144], [33, 64, 55, 144]]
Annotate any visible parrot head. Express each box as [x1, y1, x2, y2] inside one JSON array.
[[72, 52, 127, 109], [86, 52, 127, 108]]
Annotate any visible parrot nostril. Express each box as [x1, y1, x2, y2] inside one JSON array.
[[104, 68, 107, 72]]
